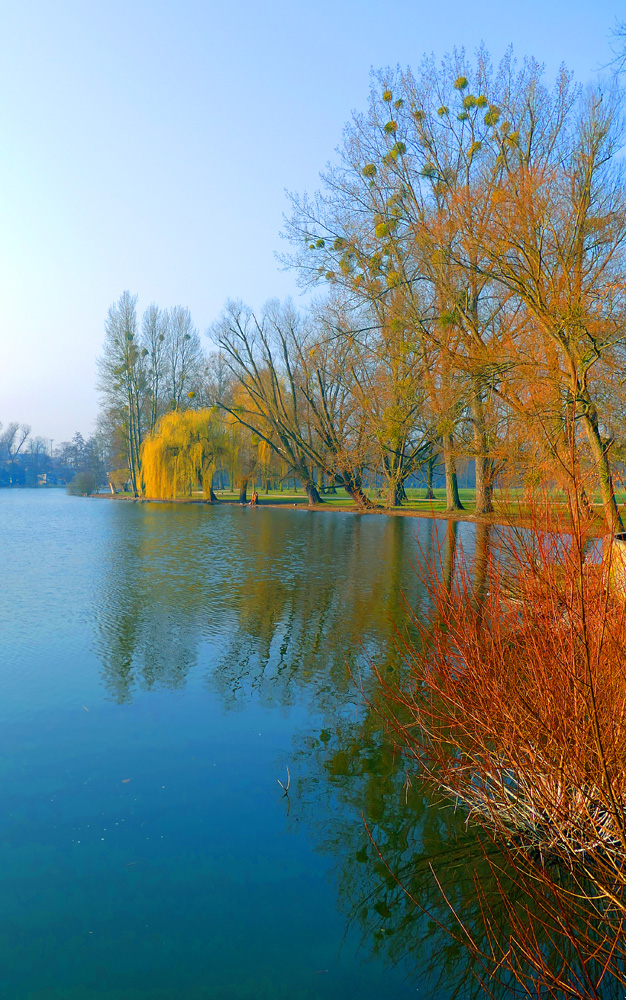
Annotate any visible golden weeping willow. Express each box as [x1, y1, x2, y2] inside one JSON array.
[[140, 409, 225, 499]]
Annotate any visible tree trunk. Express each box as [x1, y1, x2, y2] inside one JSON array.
[[382, 442, 407, 508], [471, 392, 494, 514], [126, 397, 139, 498], [304, 482, 322, 504], [386, 477, 405, 508], [442, 434, 464, 512], [337, 471, 377, 509], [198, 468, 217, 503], [474, 457, 494, 515], [294, 460, 323, 505], [425, 452, 436, 500], [238, 479, 248, 503], [580, 406, 623, 531]]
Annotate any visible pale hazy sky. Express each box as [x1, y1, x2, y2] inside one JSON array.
[[0, 0, 622, 442]]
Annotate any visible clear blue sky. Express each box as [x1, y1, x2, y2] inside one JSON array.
[[0, 0, 622, 442]]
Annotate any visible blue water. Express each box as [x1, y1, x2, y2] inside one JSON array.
[[0, 490, 485, 1000]]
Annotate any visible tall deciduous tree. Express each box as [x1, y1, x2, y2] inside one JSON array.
[[213, 299, 383, 507], [477, 83, 626, 529], [285, 51, 626, 525], [96, 291, 145, 496]]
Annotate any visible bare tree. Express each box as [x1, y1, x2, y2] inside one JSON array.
[[0, 422, 31, 459], [284, 51, 626, 523], [213, 299, 378, 507], [611, 20, 626, 73], [141, 303, 168, 432], [477, 84, 626, 530], [211, 300, 324, 505], [201, 350, 235, 408], [96, 291, 145, 496], [164, 306, 204, 410]]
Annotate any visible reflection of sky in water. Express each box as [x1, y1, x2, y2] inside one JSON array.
[[0, 490, 509, 999]]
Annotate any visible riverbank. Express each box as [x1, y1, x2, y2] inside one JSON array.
[[89, 488, 618, 537]]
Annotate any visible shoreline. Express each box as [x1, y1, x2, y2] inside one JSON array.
[[88, 493, 612, 537]]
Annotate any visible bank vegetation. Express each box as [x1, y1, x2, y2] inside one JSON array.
[[96, 50, 626, 533]]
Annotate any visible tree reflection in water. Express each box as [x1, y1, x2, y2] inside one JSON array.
[[89, 503, 622, 996], [93, 505, 450, 706], [289, 690, 625, 998]]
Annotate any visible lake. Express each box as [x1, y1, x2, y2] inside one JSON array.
[[0, 489, 488, 1000]]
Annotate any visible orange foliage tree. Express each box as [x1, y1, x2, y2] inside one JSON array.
[[286, 51, 626, 527]]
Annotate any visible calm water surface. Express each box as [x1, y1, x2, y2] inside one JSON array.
[[0, 490, 485, 1000]]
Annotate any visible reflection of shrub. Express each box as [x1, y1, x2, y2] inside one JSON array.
[[374, 494, 626, 995], [67, 471, 97, 496], [382, 515, 626, 860]]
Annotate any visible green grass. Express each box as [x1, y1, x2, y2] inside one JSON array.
[[207, 486, 477, 513], [106, 485, 624, 529]]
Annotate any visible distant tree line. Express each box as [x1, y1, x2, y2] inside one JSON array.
[[0, 423, 108, 491]]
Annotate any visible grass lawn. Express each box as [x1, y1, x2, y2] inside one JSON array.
[[210, 486, 489, 516], [98, 485, 624, 532]]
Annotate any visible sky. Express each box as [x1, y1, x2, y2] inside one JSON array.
[[0, 0, 623, 443]]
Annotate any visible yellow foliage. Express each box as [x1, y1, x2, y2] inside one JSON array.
[[141, 383, 279, 500], [140, 409, 224, 499], [229, 381, 276, 473], [258, 437, 271, 469]]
